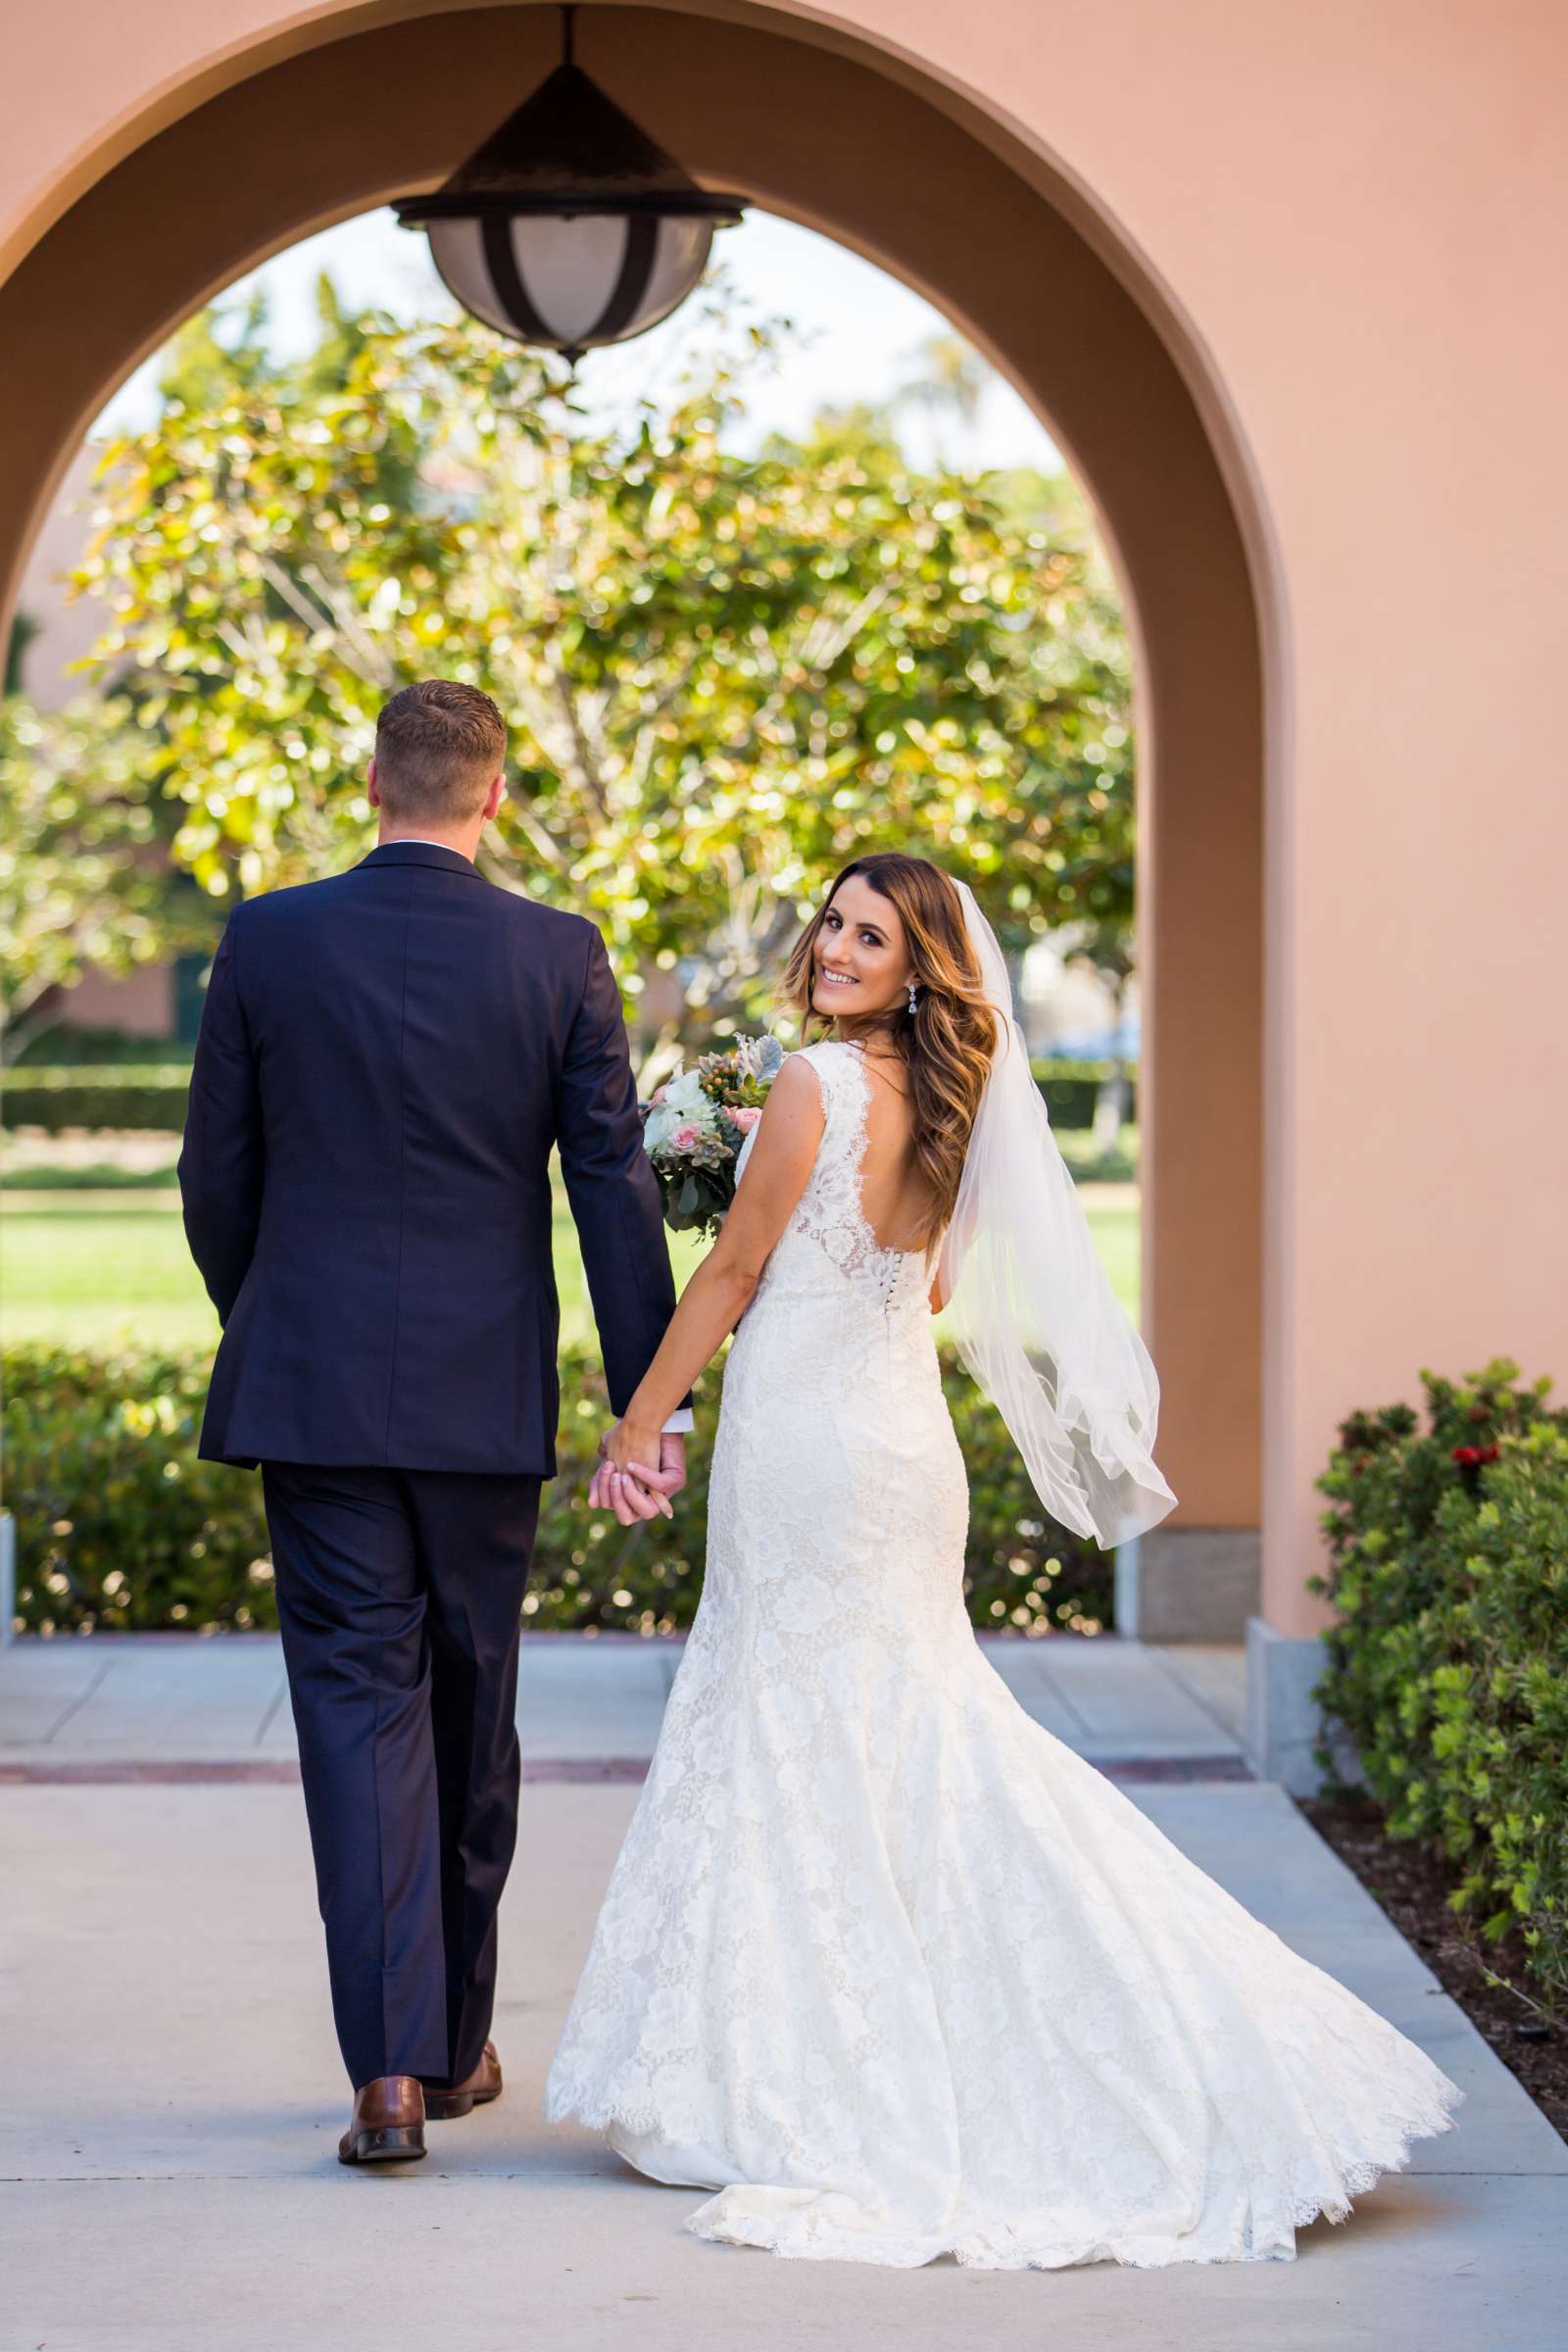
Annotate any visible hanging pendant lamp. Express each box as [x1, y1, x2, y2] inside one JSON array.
[[394, 6, 746, 364]]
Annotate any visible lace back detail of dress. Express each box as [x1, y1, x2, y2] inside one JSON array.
[[792, 1041, 873, 1271]]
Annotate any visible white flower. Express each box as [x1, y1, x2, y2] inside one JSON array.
[[642, 1068, 718, 1153]]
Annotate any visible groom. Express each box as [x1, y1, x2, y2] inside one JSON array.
[[178, 679, 689, 2165]]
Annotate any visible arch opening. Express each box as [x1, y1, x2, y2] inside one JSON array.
[[0, 1, 1274, 1636]]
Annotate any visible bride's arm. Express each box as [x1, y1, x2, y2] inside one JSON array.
[[600, 1058, 826, 1479]]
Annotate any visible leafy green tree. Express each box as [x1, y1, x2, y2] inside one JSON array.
[[74, 295, 1135, 1041], [0, 697, 208, 1057]]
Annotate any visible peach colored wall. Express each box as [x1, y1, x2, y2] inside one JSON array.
[[4, 1, 1566, 1633]]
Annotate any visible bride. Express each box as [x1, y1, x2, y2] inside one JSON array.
[[544, 853, 1462, 2269]]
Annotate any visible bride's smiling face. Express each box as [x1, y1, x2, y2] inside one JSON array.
[[811, 875, 914, 1026]]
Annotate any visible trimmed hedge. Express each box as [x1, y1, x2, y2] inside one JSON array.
[[0, 1066, 193, 1134], [0, 1055, 1132, 1137], [1309, 1358, 1568, 1999], [3, 1341, 1113, 1640], [1030, 1058, 1137, 1131], [10, 1028, 197, 1068]]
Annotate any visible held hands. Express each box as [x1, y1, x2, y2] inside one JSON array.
[[587, 1427, 687, 1527]]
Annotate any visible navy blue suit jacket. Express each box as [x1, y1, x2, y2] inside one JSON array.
[[178, 841, 681, 1474]]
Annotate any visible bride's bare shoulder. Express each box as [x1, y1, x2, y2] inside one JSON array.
[[766, 1052, 831, 1111]]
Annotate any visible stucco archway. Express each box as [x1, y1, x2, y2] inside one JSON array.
[[0, 1, 1276, 1642]]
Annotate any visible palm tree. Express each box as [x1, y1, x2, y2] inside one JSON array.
[[891, 334, 990, 470]]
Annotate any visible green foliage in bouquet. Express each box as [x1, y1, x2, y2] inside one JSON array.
[[4, 1340, 1113, 1639], [1310, 1358, 1568, 1998]]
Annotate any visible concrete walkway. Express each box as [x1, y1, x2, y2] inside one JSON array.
[[2, 1635, 1563, 2349], [0, 1629, 1251, 1776]]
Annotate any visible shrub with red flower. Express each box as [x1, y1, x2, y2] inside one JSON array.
[[1310, 1361, 1568, 2003]]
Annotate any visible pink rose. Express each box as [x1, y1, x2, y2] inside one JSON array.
[[733, 1106, 761, 1132], [670, 1123, 702, 1149]]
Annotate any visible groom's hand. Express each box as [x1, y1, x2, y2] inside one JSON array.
[[651, 1433, 687, 1496]]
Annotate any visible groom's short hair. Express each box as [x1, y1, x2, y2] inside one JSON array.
[[373, 681, 507, 821]]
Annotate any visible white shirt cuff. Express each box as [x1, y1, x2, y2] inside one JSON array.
[[661, 1407, 695, 1434]]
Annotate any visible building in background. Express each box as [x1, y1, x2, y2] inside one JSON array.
[[4, 0, 1564, 1777]]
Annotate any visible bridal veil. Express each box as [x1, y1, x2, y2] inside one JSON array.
[[936, 876, 1178, 1551]]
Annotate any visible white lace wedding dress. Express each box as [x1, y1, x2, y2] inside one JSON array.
[[544, 1038, 1463, 2269]]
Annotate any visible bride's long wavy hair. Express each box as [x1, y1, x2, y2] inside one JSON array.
[[779, 855, 998, 1247]]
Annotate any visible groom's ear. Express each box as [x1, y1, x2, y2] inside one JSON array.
[[483, 770, 505, 820], [367, 758, 383, 811]]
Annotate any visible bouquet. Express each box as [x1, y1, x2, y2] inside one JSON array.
[[640, 1033, 785, 1238]]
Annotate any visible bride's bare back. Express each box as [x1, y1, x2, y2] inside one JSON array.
[[851, 1045, 941, 1257]]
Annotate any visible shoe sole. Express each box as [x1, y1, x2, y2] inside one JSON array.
[[423, 2083, 502, 2122], [338, 2126, 427, 2165]]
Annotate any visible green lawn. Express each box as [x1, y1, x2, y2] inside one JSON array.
[[1, 1191, 1138, 1354], [1079, 1203, 1140, 1318], [2, 1203, 223, 1351], [1, 1123, 1142, 1192], [0, 1195, 713, 1354]]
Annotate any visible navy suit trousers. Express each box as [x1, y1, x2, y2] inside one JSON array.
[[263, 1461, 542, 2090]]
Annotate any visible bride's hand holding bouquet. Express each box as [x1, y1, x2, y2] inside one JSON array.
[[638, 1033, 785, 1240]]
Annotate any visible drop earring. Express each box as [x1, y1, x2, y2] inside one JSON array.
[[907, 979, 919, 1015]]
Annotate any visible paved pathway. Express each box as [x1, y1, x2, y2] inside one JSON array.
[[1, 1634, 1563, 2348], [0, 1630, 1250, 1777]]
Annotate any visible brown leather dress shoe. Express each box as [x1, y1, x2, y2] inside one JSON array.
[[337, 2075, 427, 2166], [420, 2040, 503, 2122]]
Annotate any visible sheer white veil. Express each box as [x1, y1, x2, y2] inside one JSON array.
[[935, 876, 1177, 1550]]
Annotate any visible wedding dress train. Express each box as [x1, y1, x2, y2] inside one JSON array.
[[544, 1039, 1463, 2269]]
